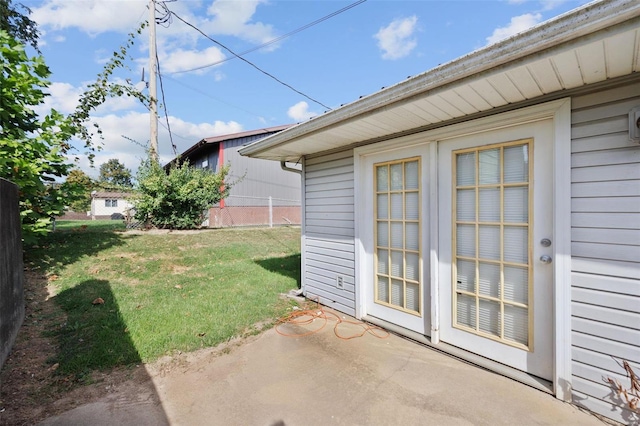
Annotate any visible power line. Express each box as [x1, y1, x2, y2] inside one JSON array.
[[156, 51, 178, 156], [169, 10, 332, 111], [162, 73, 267, 119], [170, 0, 367, 75]]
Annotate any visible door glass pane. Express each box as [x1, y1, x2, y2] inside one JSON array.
[[478, 262, 500, 298], [456, 260, 476, 293], [390, 164, 403, 190], [377, 276, 389, 303], [504, 266, 528, 304], [504, 226, 528, 264], [478, 225, 500, 260], [376, 165, 388, 191], [390, 250, 402, 277], [377, 194, 388, 219], [479, 149, 500, 184], [504, 145, 528, 183], [405, 192, 419, 220], [406, 252, 419, 281], [456, 224, 475, 257], [457, 189, 475, 222], [374, 157, 422, 315], [377, 249, 389, 274], [504, 187, 528, 223], [390, 222, 403, 249], [456, 152, 476, 186], [453, 141, 531, 349], [479, 299, 500, 336], [479, 188, 500, 222], [456, 294, 476, 328], [390, 193, 403, 219], [406, 283, 420, 313], [377, 222, 388, 246], [504, 305, 528, 345], [405, 161, 419, 189], [406, 222, 419, 251], [391, 279, 403, 306]]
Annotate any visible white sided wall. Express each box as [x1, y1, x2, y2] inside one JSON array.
[[90, 198, 133, 217], [569, 82, 640, 424], [300, 80, 640, 425], [303, 151, 356, 316]]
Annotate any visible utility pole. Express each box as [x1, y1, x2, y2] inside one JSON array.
[[149, 0, 159, 162]]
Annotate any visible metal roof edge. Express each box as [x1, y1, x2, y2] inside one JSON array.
[[166, 124, 293, 168], [239, 0, 640, 158]]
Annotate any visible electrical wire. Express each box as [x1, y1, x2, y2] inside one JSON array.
[[276, 297, 389, 340], [169, 10, 332, 111], [162, 73, 267, 119], [156, 51, 178, 156], [170, 0, 367, 75]]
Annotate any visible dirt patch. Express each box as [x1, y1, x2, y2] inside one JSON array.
[[0, 270, 284, 426], [0, 271, 151, 426]]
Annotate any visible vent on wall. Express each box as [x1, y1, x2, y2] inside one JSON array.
[[630, 106, 640, 142], [336, 275, 344, 290]]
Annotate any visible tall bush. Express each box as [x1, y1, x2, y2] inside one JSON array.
[[134, 160, 230, 229]]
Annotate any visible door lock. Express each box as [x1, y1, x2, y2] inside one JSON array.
[[540, 238, 552, 247]]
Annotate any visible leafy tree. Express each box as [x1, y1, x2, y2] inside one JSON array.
[[0, 21, 148, 243], [99, 158, 133, 188], [63, 169, 95, 213], [0, 30, 76, 243], [0, 0, 38, 50], [134, 160, 230, 229]]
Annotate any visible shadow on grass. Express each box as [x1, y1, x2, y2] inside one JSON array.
[[49, 279, 140, 379], [255, 253, 301, 289], [26, 224, 135, 274]]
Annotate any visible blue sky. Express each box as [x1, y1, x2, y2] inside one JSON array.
[[23, 0, 591, 177]]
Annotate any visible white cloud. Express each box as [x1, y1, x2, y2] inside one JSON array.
[[539, 1, 568, 11], [36, 80, 142, 118], [31, 0, 147, 35], [159, 46, 227, 74], [75, 111, 243, 177], [486, 13, 542, 45], [374, 16, 418, 60], [287, 101, 317, 122], [202, 0, 278, 46]]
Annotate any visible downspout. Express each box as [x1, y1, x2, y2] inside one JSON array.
[[280, 161, 301, 174], [281, 159, 304, 297], [218, 142, 225, 208]]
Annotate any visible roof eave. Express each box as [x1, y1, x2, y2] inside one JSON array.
[[239, 0, 640, 160]]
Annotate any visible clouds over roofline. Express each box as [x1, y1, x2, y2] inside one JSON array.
[[374, 15, 418, 61]]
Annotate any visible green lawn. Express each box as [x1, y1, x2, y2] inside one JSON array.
[[28, 225, 301, 381]]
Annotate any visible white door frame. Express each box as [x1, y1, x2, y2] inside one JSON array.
[[354, 98, 571, 400]]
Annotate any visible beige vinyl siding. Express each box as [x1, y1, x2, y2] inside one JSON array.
[[303, 150, 356, 315], [570, 82, 640, 424]]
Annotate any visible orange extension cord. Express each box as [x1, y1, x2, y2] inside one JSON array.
[[275, 297, 389, 340]]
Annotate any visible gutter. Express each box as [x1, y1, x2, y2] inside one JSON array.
[[280, 161, 302, 175], [239, 0, 640, 158]]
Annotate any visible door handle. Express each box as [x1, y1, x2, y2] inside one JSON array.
[[540, 255, 552, 264]]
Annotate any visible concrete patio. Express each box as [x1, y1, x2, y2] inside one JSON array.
[[40, 310, 608, 425]]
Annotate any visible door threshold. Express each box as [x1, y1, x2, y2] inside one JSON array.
[[362, 315, 553, 395]]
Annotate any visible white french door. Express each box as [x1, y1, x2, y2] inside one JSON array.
[[438, 120, 554, 380], [360, 144, 430, 335]]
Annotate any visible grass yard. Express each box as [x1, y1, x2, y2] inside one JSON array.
[[27, 222, 301, 381]]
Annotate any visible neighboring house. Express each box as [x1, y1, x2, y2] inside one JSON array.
[[90, 191, 133, 219], [240, 1, 640, 423], [167, 125, 301, 228]]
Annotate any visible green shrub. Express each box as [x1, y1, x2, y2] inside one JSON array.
[[134, 159, 229, 229]]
